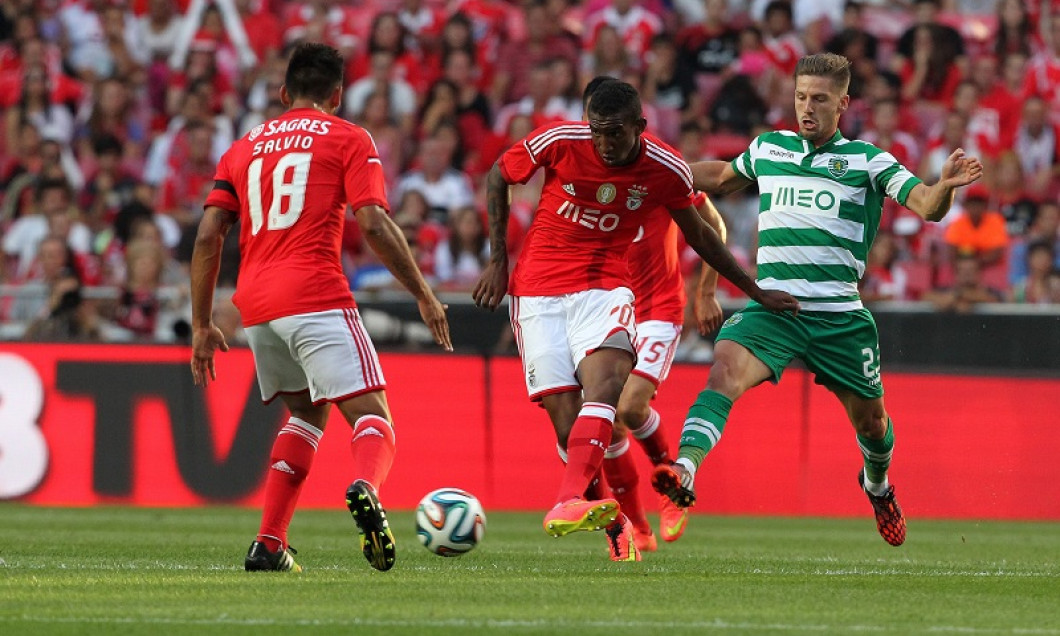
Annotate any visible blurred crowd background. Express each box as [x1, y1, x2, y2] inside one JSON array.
[[1, 0, 1058, 351]]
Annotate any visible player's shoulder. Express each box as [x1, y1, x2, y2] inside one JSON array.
[[836, 136, 891, 160], [754, 129, 801, 148], [642, 131, 692, 184], [524, 120, 591, 151]]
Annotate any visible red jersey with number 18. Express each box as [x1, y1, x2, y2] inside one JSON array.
[[500, 122, 695, 297], [203, 108, 388, 326]]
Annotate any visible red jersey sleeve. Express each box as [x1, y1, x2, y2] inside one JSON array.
[[344, 127, 390, 212], [203, 149, 240, 213], [499, 122, 576, 184]]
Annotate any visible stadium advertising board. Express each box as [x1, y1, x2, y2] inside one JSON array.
[[1, 343, 1057, 519]]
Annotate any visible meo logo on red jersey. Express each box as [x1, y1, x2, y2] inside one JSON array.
[[554, 201, 620, 232]]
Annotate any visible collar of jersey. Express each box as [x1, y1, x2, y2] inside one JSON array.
[[803, 130, 844, 155]]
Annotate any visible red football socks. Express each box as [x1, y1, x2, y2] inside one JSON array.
[[630, 408, 671, 465], [555, 402, 615, 503], [257, 417, 322, 552], [349, 414, 396, 492]]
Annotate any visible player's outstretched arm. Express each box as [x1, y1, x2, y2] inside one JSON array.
[[690, 160, 753, 196], [471, 163, 511, 312], [356, 204, 453, 351], [670, 206, 800, 315], [190, 206, 236, 387], [904, 148, 984, 223], [693, 194, 726, 335]]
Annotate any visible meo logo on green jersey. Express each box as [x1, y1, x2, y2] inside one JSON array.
[[773, 185, 838, 214]]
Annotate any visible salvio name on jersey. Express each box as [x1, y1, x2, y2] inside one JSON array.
[[555, 201, 620, 232]]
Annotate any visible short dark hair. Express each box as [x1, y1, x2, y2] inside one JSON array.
[[795, 53, 851, 93], [765, 0, 793, 20], [35, 177, 71, 203], [582, 75, 619, 110], [284, 42, 345, 103], [585, 80, 641, 121]]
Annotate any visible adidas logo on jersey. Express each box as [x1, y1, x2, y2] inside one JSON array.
[[271, 460, 296, 474], [563, 183, 576, 196]]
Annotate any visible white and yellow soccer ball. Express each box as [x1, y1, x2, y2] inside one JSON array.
[[415, 487, 486, 556]]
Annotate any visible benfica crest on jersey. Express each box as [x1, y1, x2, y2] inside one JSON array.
[[626, 185, 648, 210], [827, 156, 849, 178]]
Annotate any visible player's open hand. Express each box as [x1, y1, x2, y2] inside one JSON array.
[[471, 259, 509, 311], [191, 324, 229, 387], [756, 289, 801, 316], [418, 295, 453, 352], [694, 293, 724, 335], [940, 148, 984, 188]]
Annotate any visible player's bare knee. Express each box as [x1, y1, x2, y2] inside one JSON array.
[[854, 413, 888, 439], [616, 403, 649, 430]]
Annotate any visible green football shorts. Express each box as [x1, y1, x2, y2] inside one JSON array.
[[716, 302, 884, 399]]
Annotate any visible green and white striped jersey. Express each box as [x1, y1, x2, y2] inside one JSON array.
[[732, 130, 922, 312]]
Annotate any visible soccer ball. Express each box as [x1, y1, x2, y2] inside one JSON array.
[[415, 488, 486, 556]]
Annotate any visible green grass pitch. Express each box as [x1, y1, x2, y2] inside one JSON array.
[[1, 504, 1058, 635]]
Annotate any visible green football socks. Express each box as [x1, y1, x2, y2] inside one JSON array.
[[676, 389, 733, 473], [857, 417, 894, 487]]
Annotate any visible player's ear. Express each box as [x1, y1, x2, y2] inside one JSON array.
[[634, 117, 647, 136], [328, 85, 343, 113], [838, 93, 850, 113], [279, 84, 291, 107]]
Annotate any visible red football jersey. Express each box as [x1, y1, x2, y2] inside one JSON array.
[[629, 190, 707, 324], [500, 122, 695, 297], [204, 108, 388, 326]]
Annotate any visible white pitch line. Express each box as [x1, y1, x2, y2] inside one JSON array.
[[3, 616, 1060, 634]]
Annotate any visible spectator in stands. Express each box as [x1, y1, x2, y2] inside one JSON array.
[[98, 1, 147, 82], [4, 62, 73, 148], [441, 48, 492, 136], [1013, 96, 1060, 200], [993, 151, 1040, 238], [922, 253, 1003, 313], [860, 231, 909, 304], [920, 111, 971, 184], [491, 2, 578, 107], [354, 12, 426, 93], [492, 60, 566, 135], [825, 2, 880, 103], [584, 0, 662, 71], [1010, 240, 1056, 304], [355, 91, 405, 192], [894, 0, 966, 73], [761, 0, 806, 79], [580, 24, 631, 87], [17, 235, 100, 342], [943, 185, 1010, 290], [861, 98, 920, 169], [344, 50, 417, 136], [995, 0, 1034, 59], [392, 135, 474, 225], [234, 0, 282, 64], [137, 0, 185, 63], [677, 0, 740, 78], [105, 237, 166, 339], [898, 24, 963, 112], [642, 34, 702, 138], [1008, 201, 1060, 288], [3, 177, 91, 280], [157, 120, 215, 228], [80, 134, 139, 233], [433, 205, 489, 292], [144, 83, 232, 187], [1025, 6, 1060, 116], [76, 77, 148, 171]]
